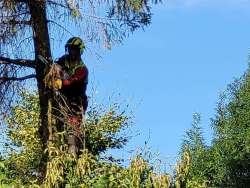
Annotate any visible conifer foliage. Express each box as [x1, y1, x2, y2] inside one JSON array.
[[176, 73, 250, 187]]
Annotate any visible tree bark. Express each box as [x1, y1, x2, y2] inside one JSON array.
[[27, 0, 52, 181]]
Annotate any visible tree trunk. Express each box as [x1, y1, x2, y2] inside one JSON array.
[[27, 0, 52, 181]]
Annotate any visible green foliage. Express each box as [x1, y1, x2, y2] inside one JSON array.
[[3, 91, 43, 185], [43, 148, 172, 187], [208, 73, 250, 187], [175, 113, 209, 188], [182, 113, 205, 154], [4, 68, 250, 187], [177, 72, 250, 188], [0, 91, 171, 187], [85, 105, 130, 155]]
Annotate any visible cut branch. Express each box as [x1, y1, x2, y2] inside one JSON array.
[[0, 74, 36, 83], [0, 56, 35, 68]]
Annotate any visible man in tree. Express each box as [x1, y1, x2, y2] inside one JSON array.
[[55, 37, 88, 155], [0, 0, 155, 180]]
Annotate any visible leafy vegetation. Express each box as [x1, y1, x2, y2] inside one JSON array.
[[0, 91, 171, 187], [1, 71, 250, 187]]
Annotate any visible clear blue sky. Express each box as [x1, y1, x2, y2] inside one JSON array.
[[55, 1, 250, 166]]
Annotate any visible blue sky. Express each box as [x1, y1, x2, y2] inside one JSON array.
[[54, 1, 250, 167]]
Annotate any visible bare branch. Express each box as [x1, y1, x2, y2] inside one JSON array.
[[1, 20, 31, 25], [48, 20, 74, 36], [47, 1, 68, 9], [0, 56, 35, 68], [0, 12, 29, 18], [0, 74, 36, 83]]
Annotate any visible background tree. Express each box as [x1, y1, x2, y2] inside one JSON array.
[[176, 71, 250, 188], [208, 72, 250, 187], [0, 0, 158, 179], [175, 113, 208, 188]]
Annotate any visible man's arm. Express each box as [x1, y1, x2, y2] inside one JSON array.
[[62, 67, 88, 86], [54, 55, 66, 67]]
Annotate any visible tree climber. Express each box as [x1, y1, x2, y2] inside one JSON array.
[[54, 37, 88, 156]]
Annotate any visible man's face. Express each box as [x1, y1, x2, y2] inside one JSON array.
[[68, 46, 80, 62]]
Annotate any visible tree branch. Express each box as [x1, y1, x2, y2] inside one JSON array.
[[0, 74, 36, 83], [0, 12, 29, 18], [1, 20, 31, 25], [47, 1, 68, 9], [48, 20, 74, 36], [0, 56, 35, 68]]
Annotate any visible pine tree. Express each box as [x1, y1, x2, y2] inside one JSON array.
[[176, 113, 208, 188], [176, 72, 250, 187], [209, 73, 250, 187]]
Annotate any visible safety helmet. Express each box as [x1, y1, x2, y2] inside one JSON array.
[[65, 37, 85, 54]]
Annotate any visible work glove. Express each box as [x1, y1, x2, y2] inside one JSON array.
[[53, 79, 62, 90]]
